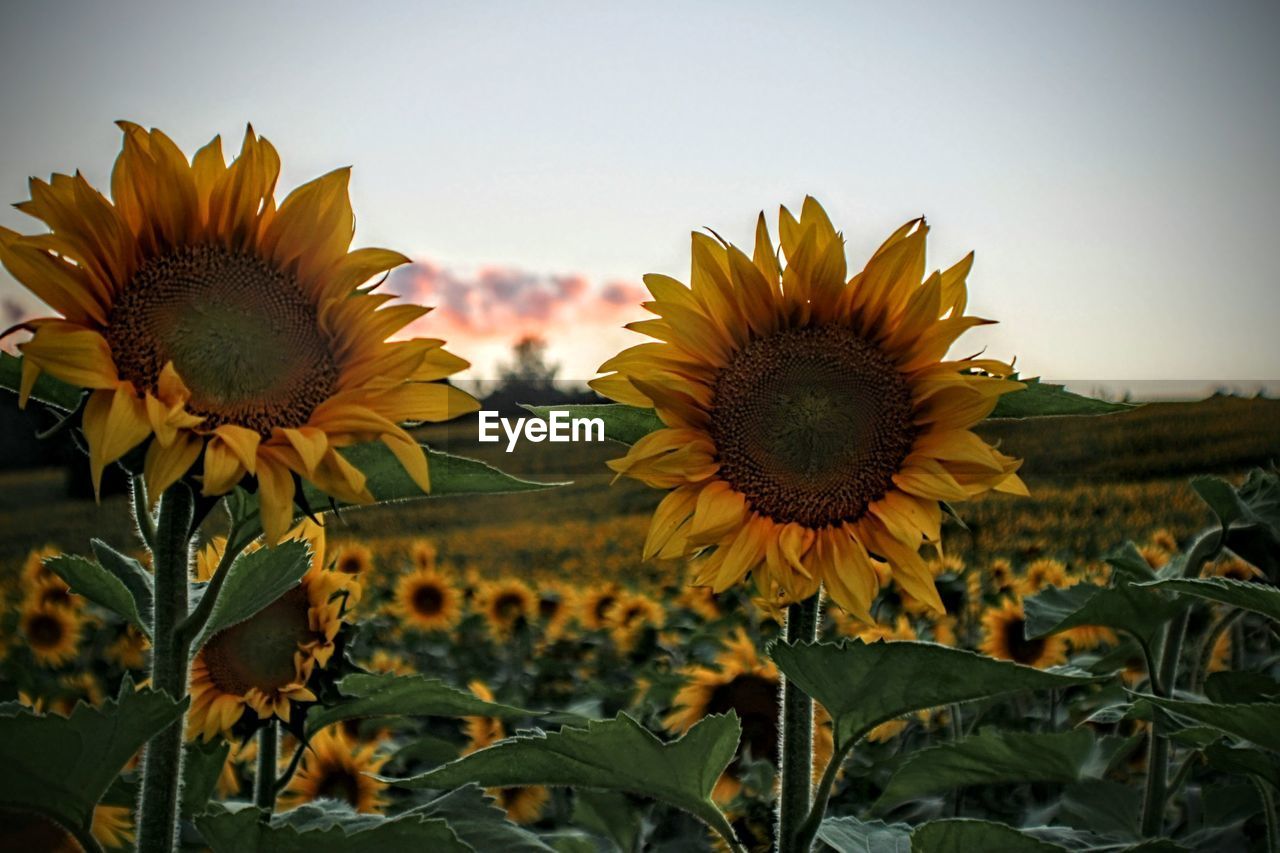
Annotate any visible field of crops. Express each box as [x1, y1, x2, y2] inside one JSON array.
[[2, 392, 1278, 851]]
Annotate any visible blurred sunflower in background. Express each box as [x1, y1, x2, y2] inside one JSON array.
[[188, 520, 361, 739], [578, 582, 623, 631], [477, 578, 536, 638], [279, 727, 389, 814], [464, 681, 550, 824], [19, 601, 82, 667], [979, 597, 1066, 668], [593, 198, 1025, 620], [393, 566, 461, 632], [333, 543, 375, 576], [0, 123, 478, 543]]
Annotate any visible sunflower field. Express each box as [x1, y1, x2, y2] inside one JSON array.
[[0, 129, 1278, 853]]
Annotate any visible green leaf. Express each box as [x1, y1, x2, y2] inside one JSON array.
[[571, 789, 643, 852], [874, 729, 1122, 811], [0, 351, 82, 411], [1059, 779, 1142, 838], [1136, 695, 1280, 752], [1137, 576, 1280, 622], [817, 816, 911, 853], [45, 554, 150, 638], [1205, 743, 1280, 790], [769, 640, 1100, 747], [0, 680, 185, 836], [1103, 542, 1157, 580], [193, 540, 311, 649], [521, 403, 663, 446], [90, 538, 154, 626], [195, 805, 470, 852], [307, 673, 541, 735], [1023, 580, 1182, 651], [987, 377, 1136, 419], [183, 739, 231, 820], [1192, 476, 1247, 531], [387, 713, 741, 843], [910, 819, 1067, 853], [1205, 672, 1280, 705], [410, 785, 555, 853]]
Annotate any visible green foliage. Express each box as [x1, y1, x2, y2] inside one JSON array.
[[817, 815, 911, 852], [410, 785, 555, 853], [192, 539, 311, 649], [1023, 580, 1183, 653], [988, 378, 1136, 419], [1136, 695, 1280, 752], [0, 352, 82, 411], [522, 403, 664, 446], [571, 789, 644, 852], [183, 739, 231, 820], [1137, 576, 1280, 623], [768, 640, 1100, 747], [89, 538, 154, 626], [45, 553, 150, 638], [306, 672, 541, 734], [910, 819, 1069, 853], [389, 713, 742, 844], [874, 730, 1132, 811], [196, 804, 471, 853], [0, 681, 185, 837]]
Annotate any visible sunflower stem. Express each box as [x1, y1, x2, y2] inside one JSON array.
[[1140, 529, 1221, 838], [255, 721, 279, 816], [778, 592, 821, 853], [136, 483, 196, 853]]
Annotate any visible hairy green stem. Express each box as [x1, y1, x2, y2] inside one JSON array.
[[1253, 776, 1278, 853], [778, 593, 821, 852], [794, 739, 856, 852], [176, 517, 254, 648], [1140, 529, 1222, 838], [136, 484, 196, 853], [132, 476, 155, 552], [1191, 607, 1243, 694], [255, 722, 279, 816]]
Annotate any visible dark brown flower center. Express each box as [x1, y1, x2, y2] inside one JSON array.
[[710, 325, 915, 527], [706, 674, 779, 763], [411, 583, 445, 616], [1001, 616, 1046, 665], [314, 768, 362, 807], [202, 587, 314, 694], [107, 244, 338, 436], [494, 593, 526, 621], [26, 613, 65, 648]]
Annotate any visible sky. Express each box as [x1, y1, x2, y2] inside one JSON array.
[[1, 0, 1278, 389]]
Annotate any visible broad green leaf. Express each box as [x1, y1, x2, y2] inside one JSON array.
[[183, 739, 231, 820], [1023, 581, 1182, 651], [1104, 542, 1157, 580], [817, 816, 911, 853], [911, 819, 1066, 853], [1192, 476, 1248, 531], [987, 378, 1135, 419], [1205, 743, 1280, 790], [195, 805, 470, 853], [45, 554, 149, 637], [521, 403, 663, 446], [0, 351, 82, 411], [0, 681, 185, 836], [307, 673, 541, 735], [193, 540, 311, 649], [1136, 576, 1280, 623], [90, 538, 154, 626], [1205, 672, 1280, 705], [769, 640, 1100, 747], [1059, 779, 1142, 838], [388, 713, 741, 842], [874, 730, 1124, 811], [1137, 695, 1280, 752], [410, 785, 554, 853], [571, 789, 643, 852]]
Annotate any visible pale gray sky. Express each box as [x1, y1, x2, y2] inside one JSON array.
[[1, 0, 1277, 382]]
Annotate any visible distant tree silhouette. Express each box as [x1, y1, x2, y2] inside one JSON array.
[[481, 336, 597, 416]]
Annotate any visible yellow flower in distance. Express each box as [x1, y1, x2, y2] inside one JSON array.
[[1, 123, 478, 544], [394, 566, 462, 632], [19, 601, 82, 668], [979, 597, 1067, 668], [593, 198, 1025, 620], [279, 727, 389, 814]]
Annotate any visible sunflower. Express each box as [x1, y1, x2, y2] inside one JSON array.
[[1017, 558, 1069, 595], [332, 542, 375, 576], [1210, 557, 1263, 582], [189, 520, 360, 740], [360, 649, 415, 676], [1, 123, 477, 544], [592, 199, 1025, 619], [578, 582, 624, 631], [0, 805, 132, 852], [23, 574, 79, 612], [19, 545, 60, 587], [665, 628, 833, 803], [477, 578, 536, 638], [608, 592, 666, 651], [19, 601, 82, 667], [534, 580, 577, 640], [279, 727, 389, 813], [463, 680, 506, 753], [979, 598, 1066, 668], [676, 582, 721, 622], [409, 539, 439, 571], [989, 558, 1016, 592], [1063, 623, 1118, 651], [393, 567, 461, 632], [104, 624, 150, 670]]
